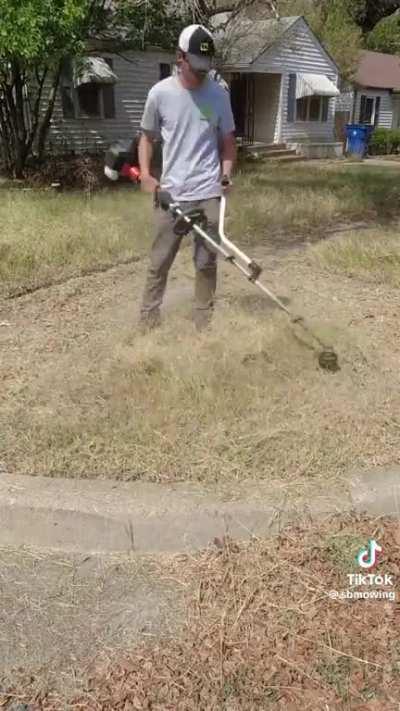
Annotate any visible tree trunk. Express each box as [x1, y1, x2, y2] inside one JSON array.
[[37, 63, 62, 161], [0, 61, 62, 177]]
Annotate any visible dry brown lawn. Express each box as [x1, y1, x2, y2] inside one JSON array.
[[2, 162, 400, 485], [1, 226, 400, 486]]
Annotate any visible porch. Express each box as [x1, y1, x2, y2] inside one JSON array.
[[226, 70, 343, 160], [229, 72, 282, 146]]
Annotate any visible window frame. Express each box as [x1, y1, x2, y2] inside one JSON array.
[[359, 94, 380, 126], [61, 57, 116, 121], [295, 94, 330, 123]]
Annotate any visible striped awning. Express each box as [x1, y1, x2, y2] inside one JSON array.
[[296, 73, 340, 99], [73, 57, 117, 87]]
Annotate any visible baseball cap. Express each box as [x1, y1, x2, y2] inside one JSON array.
[[178, 25, 215, 72]]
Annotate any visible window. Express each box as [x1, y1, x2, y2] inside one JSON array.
[[359, 95, 380, 126], [77, 83, 101, 117], [296, 95, 329, 122], [61, 57, 116, 120], [160, 63, 171, 80], [296, 97, 308, 122], [360, 95, 374, 124], [309, 95, 321, 121]]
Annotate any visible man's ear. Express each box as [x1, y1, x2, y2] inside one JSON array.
[[176, 50, 184, 62]]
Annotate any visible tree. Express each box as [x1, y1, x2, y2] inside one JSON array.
[[0, 0, 100, 177], [208, 0, 363, 79], [109, 0, 190, 50], [367, 11, 400, 54], [353, 0, 400, 33], [0, 0, 191, 178], [306, 0, 363, 79]]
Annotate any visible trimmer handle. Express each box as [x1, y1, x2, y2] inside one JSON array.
[[157, 189, 174, 211]]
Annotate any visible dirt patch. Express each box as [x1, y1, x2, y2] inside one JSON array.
[[2, 514, 400, 709], [0, 548, 184, 698]]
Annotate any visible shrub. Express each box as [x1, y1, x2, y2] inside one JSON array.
[[369, 127, 400, 155], [369, 127, 390, 155]]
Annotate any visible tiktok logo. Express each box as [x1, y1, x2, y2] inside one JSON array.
[[356, 540, 383, 569]]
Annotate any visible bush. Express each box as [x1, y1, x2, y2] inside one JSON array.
[[369, 127, 400, 155], [391, 129, 400, 153], [24, 154, 107, 191]]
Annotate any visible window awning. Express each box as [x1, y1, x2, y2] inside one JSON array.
[[73, 57, 118, 87], [296, 73, 340, 99]]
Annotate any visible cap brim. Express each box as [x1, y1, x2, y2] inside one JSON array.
[[186, 52, 212, 71]]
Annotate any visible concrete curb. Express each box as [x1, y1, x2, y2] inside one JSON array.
[[0, 469, 399, 554]]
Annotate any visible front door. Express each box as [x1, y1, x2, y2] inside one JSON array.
[[230, 74, 255, 143]]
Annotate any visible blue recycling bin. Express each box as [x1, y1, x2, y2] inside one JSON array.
[[345, 124, 374, 158]]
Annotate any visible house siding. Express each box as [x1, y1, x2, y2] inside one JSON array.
[[47, 50, 174, 152], [336, 89, 354, 114], [336, 87, 394, 128], [251, 18, 338, 143]]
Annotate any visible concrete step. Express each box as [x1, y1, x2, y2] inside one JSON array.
[[239, 142, 288, 154], [252, 142, 288, 153], [267, 154, 307, 164], [244, 152, 306, 164], [261, 148, 298, 159]]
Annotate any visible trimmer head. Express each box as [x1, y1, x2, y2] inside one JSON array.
[[318, 347, 340, 373]]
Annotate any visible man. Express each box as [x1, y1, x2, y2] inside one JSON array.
[[138, 24, 237, 331]]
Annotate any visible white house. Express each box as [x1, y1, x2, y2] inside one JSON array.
[[47, 48, 175, 153], [218, 15, 342, 158], [46, 15, 342, 159], [336, 50, 400, 134]]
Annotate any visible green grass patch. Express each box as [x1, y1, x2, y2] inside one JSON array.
[[1, 162, 400, 297], [0, 188, 152, 297], [229, 163, 400, 246], [312, 228, 400, 285]]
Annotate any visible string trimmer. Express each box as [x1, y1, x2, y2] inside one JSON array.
[[157, 185, 339, 373], [103, 143, 339, 372]]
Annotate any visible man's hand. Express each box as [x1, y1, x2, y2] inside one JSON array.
[[141, 174, 159, 194], [221, 175, 233, 194], [138, 133, 159, 193]]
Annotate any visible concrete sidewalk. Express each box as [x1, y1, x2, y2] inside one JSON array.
[[1, 468, 399, 554]]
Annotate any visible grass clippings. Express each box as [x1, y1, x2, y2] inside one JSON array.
[[2, 238, 400, 484], [2, 514, 400, 710]]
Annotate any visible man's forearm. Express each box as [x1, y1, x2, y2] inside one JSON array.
[[138, 133, 154, 177], [222, 133, 237, 178]]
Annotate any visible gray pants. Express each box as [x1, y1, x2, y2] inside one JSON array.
[[140, 198, 220, 329]]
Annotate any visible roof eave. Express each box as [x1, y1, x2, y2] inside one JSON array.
[[220, 62, 253, 71], [354, 81, 395, 91]]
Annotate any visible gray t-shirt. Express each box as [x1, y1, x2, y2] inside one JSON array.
[[140, 75, 235, 202]]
